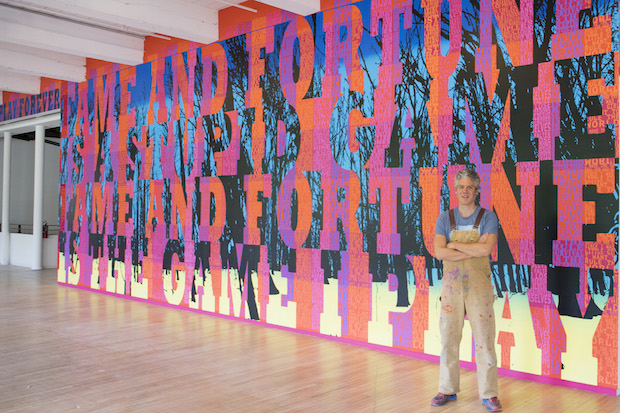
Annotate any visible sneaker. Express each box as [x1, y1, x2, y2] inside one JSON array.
[[482, 397, 503, 412], [430, 393, 457, 406]]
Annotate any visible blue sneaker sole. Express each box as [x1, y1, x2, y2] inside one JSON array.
[[431, 394, 457, 406], [482, 398, 502, 412]]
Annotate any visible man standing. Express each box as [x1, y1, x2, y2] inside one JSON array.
[[430, 168, 502, 412]]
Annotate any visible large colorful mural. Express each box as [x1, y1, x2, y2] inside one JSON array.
[[57, 0, 619, 393]]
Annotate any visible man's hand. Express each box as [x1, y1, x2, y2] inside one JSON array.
[[447, 232, 498, 258], [434, 234, 471, 261], [447, 233, 488, 250]]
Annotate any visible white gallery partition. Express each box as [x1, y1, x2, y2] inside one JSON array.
[[0, 109, 60, 269]]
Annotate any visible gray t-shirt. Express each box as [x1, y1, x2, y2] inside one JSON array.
[[435, 206, 498, 240]]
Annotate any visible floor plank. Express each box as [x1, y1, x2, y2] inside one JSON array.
[[1, 266, 618, 412]]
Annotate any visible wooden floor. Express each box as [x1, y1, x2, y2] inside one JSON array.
[[1, 267, 619, 413]]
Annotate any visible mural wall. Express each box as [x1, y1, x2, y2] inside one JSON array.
[[57, 0, 620, 392]]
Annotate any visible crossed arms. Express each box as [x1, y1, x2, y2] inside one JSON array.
[[433, 233, 498, 261]]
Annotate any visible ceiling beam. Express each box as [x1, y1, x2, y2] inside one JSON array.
[[0, 109, 60, 134], [258, 0, 320, 16], [0, 4, 145, 65], [0, 71, 40, 95], [0, 42, 85, 83], [1, 0, 220, 46]]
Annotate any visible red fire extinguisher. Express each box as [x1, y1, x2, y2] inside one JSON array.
[[43, 222, 48, 238]]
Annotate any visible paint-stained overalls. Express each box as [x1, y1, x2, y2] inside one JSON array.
[[438, 208, 498, 399]]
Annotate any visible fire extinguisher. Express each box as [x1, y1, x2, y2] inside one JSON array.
[[43, 222, 48, 238]]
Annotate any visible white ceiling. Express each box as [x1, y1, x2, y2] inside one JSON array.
[[0, 0, 320, 97]]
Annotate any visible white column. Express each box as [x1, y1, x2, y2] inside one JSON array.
[[32, 125, 45, 270], [1, 131, 11, 265]]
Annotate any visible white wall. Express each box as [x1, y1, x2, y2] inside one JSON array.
[[0, 233, 58, 269], [43, 142, 60, 227], [0, 137, 60, 231], [43, 235, 58, 268], [9, 233, 33, 267], [0, 132, 60, 269]]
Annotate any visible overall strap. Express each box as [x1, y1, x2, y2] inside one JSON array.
[[449, 209, 456, 231], [473, 208, 486, 230]]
